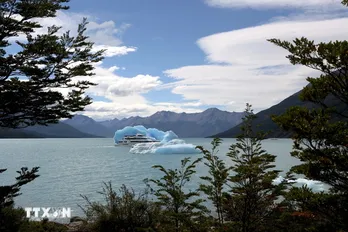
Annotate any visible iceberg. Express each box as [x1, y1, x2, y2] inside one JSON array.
[[273, 176, 326, 192], [114, 125, 200, 154]]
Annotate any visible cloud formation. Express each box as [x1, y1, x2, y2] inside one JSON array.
[[69, 61, 203, 120], [72, 62, 161, 97], [10, 11, 137, 58], [164, 16, 348, 112], [83, 99, 203, 120], [92, 45, 137, 57]]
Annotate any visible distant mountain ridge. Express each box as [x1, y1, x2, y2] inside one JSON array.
[[97, 108, 245, 138], [64, 115, 114, 137], [0, 108, 245, 138], [211, 88, 344, 138], [23, 122, 102, 138], [0, 122, 101, 138], [0, 127, 44, 138], [211, 91, 304, 138]]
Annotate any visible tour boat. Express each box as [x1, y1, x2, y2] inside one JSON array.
[[115, 133, 159, 146]]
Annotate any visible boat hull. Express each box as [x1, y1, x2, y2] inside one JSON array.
[[115, 133, 160, 146], [114, 141, 159, 146]]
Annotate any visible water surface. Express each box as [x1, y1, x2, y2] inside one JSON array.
[[0, 138, 297, 217]]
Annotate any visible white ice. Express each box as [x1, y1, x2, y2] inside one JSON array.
[[273, 176, 327, 192], [114, 125, 201, 154]]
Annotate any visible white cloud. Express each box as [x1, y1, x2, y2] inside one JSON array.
[[72, 62, 162, 99], [68, 62, 202, 120], [106, 74, 162, 96], [83, 100, 203, 120], [35, 11, 126, 47], [154, 102, 203, 107], [196, 18, 347, 66], [164, 16, 348, 112], [108, 66, 120, 72], [9, 11, 136, 58], [92, 45, 137, 57], [204, 0, 344, 10]]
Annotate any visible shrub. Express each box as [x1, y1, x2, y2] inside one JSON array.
[[80, 182, 161, 232]]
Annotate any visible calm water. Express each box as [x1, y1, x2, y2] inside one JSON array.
[[0, 138, 297, 218]]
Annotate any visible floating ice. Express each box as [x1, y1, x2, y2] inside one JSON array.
[[273, 176, 327, 192], [114, 125, 200, 154], [129, 139, 201, 154]]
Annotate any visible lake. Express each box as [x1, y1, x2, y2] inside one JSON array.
[[0, 138, 298, 218]]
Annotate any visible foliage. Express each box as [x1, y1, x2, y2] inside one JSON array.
[[0, 167, 40, 232], [147, 158, 209, 232], [0, 207, 27, 232], [80, 182, 161, 232], [20, 219, 68, 232], [223, 103, 286, 232], [268, 0, 348, 230], [0, 0, 104, 128], [266, 185, 348, 232], [196, 138, 229, 227], [0, 1, 102, 231], [0, 167, 39, 208], [285, 186, 347, 231]]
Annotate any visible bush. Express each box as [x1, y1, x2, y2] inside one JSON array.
[[80, 182, 162, 232], [20, 219, 68, 232]]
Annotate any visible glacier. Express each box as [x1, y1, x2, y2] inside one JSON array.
[[114, 125, 201, 154]]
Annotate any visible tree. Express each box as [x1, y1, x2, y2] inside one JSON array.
[[0, 167, 40, 232], [0, 1, 103, 231], [0, 0, 104, 129], [223, 104, 286, 232], [146, 158, 209, 232], [273, 186, 344, 232], [196, 138, 229, 228], [268, 0, 348, 229]]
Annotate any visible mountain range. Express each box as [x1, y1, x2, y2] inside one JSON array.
[[0, 108, 245, 138], [212, 89, 344, 138], [3, 86, 339, 139], [97, 108, 245, 138], [0, 123, 102, 138]]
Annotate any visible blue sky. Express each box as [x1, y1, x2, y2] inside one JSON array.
[[33, 0, 348, 119]]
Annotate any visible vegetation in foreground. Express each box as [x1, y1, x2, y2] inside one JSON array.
[[2, 0, 348, 231]]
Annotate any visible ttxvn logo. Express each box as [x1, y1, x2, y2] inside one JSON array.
[[24, 207, 71, 219]]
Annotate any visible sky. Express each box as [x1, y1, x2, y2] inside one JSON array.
[[21, 0, 348, 120]]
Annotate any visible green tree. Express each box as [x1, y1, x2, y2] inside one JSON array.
[[0, 1, 102, 231], [0, 167, 40, 232], [223, 104, 286, 232], [196, 138, 229, 228], [268, 37, 348, 193], [146, 158, 209, 232], [0, 0, 104, 128], [268, 1, 348, 229], [275, 186, 343, 232]]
